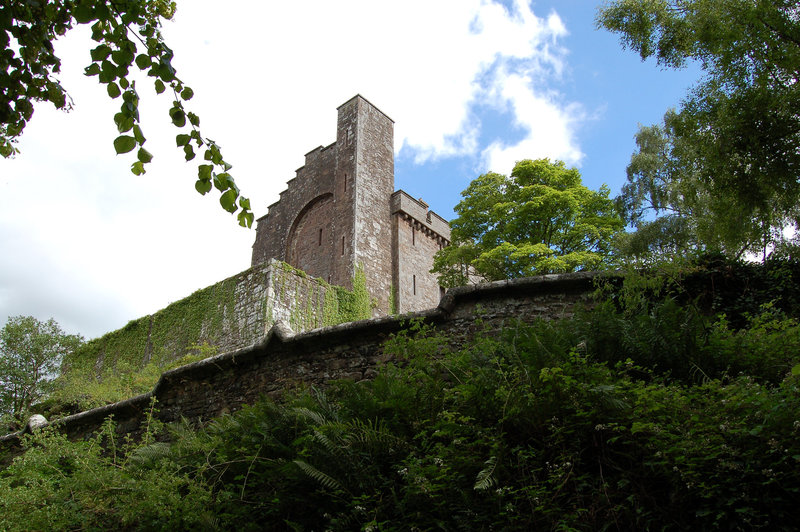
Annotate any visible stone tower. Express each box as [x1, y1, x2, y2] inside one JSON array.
[[251, 95, 394, 313]]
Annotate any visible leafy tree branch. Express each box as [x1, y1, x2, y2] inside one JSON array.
[[1, 0, 253, 226]]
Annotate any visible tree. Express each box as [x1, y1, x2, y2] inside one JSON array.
[[597, 0, 800, 256], [614, 115, 794, 260], [1, 0, 253, 226], [0, 316, 83, 421], [432, 159, 624, 286]]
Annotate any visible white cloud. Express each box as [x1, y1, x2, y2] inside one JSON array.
[[0, 0, 586, 338]]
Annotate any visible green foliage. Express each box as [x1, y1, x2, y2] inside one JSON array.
[[1, 0, 253, 226], [0, 401, 215, 530], [50, 342, 213, 415], [433, 159, 623, 286], [10, 260, 800, 528], [51, 261, 373, 415], [5, 306, 800, 529], [0, 316, 82, 428], [64, 273, 238, 377], [275, 261, 372, 329], [599, 0, 800, 258], [331, 265, 372, 323]]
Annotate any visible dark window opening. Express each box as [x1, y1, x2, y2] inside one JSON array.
[[413, 275, 416, 295], [412, 226, 415, 246], [341, 236, 345, 255], [318, 228, 323, 246]]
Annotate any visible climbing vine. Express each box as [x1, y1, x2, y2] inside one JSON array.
[[54, 261, 375, 414]]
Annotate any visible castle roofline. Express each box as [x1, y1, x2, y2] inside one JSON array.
[[337, 94, 394, 124], [391, 189, 451, 241]]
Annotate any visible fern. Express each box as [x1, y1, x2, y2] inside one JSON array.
[[128, 441, 172, 468], [291, 406, 330, 426], [474, 456, 499, 491], [293, 459, 345, 492]]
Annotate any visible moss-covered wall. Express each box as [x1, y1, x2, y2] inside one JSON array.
[[63, 260, 371, 377]]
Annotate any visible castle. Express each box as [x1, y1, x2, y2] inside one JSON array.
[[251, 95, 450, 315], [59, 96, 453, 381]]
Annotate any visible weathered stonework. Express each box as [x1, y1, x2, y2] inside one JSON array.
[[1, 272, 604, 459], [251, 95, 451, 316], [66, 259, 340, 373]]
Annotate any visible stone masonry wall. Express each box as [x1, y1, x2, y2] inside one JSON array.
[[251, 144, 337, 277], [250, 95, 448, 316], [64, 260, 335, 375], [1, 273, 602, 457], [350, 97, 395, 316], [391, 191, 451, 313]]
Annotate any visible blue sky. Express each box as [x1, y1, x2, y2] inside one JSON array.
[[0, 0, 702, 338], [396, 1, 700, 219]]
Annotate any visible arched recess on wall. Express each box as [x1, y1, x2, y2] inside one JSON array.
[[286, 193, 334, 280]]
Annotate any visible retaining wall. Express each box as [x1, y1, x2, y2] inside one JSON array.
[[1, 272, 602, 459]]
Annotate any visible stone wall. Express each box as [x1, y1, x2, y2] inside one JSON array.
[[391, 191, 451, 313], [65, 260, 337, 375], [1, 272, 601, 457], [251, 144, 337, 280]]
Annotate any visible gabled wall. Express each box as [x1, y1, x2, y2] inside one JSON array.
[[250, 95, 448, 316]]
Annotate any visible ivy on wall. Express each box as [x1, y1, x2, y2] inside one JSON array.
[[56, 260, 374, 413], [64, 272, 241, 376]]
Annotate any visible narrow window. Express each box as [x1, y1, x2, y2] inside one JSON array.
[[412, 226, 415, 246], [318, 228, 323, 246], [413, 275, 416, 295], [344, 173, 347, 192], [341, 236, 345, 255]]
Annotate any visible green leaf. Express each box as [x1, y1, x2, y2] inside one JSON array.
[[220, 189, 238, 213], [74, 3, 95, 24], [107, 82, 121, 99], [114, 113, 134, 133], [84, 64, 101, 77], [137, 148, 153, 163], [198, 164, 213, 180], [135, 54, 151, 70], [239, 197, 251, 210], [183, 144, 195, 161], [98, 60, 116, 83], [195, 179, 212, 195], [170, 108, 186, 127], [180, 87, 194, 100], [175, 134, 191, 147], [214, 172, 232, 191], [90, 44, 111, 62], [131, 161, 146, 175], [119, 77, 129, 89], [187, 112, 200, 127], [210, 145, 222, 164], [154, 79, 165, 94], [238, 211, 254, 228], [113, 135, 137, 154], [132, 125, 145, 144], [792, 364, 800, 376]]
